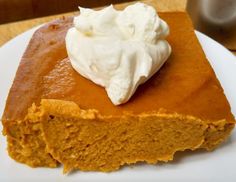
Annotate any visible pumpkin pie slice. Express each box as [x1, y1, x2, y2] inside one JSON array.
[[2, 12, 235, 173]]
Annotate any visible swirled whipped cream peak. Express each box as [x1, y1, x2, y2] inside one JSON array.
[[66, 3, 171, 105]]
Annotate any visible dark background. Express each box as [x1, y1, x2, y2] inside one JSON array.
[[0, 0, 133, 24]]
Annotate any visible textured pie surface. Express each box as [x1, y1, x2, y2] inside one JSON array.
[[2, 12, 235, 172]]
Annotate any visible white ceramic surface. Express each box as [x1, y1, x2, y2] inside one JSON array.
[[0, 26, 235, 182]]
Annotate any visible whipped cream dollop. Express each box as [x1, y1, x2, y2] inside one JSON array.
[[66, 3, 171, 105]]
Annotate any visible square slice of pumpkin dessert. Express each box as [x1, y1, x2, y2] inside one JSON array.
[[2, 2, 235, 173]]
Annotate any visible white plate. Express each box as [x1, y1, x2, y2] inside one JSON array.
[[0, 25, 236, 182]]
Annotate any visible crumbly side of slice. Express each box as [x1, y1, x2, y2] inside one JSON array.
[[24, 99, 234, 173], [4, 111, 58, 168]]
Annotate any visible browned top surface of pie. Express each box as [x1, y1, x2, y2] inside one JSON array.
[[3, 12, 235, 122]]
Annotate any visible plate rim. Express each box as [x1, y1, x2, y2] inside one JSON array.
[[0, 22, 235, 181]]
